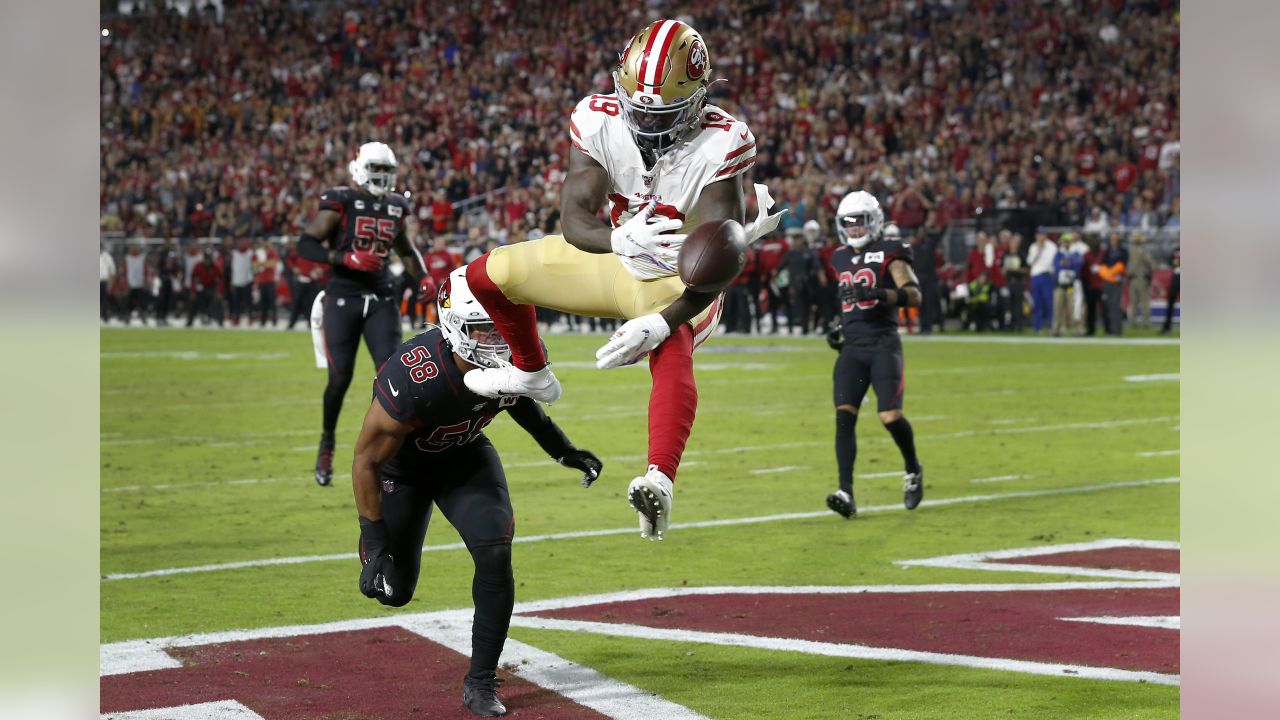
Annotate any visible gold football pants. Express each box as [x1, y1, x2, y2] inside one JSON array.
[[484, 234, 722, 343]]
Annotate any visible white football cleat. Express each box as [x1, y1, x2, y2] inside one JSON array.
[[463, 364, 562, 404], [628, 465, 673, 541]]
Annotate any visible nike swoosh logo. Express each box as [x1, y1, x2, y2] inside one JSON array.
[[740, 131, 749, 140], [388, 379, 400, 397]]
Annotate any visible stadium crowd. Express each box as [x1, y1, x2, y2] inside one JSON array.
[[100, 0, 1180, 334]]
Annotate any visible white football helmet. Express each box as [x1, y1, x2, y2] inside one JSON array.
[[834, 191, 884, 250], [438, 266, 511, 369], [348, 141, 398, 197], [882, 222, 901, 241]]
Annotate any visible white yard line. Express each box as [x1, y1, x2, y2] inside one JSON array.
[[748, 466, 809, 475], [1059, 615, 1180, 630], [896, 539, 1180, 583], [406, 617, 710, 720], [970, 474, 1029, 484], [101, 477, 1179, 582], [506, 615, 1179, 686], [1124, 373, 1180, 382], [102, 700, 266, 720], [1137, 449, 1180, 457], [907, 335, 1178, 347]]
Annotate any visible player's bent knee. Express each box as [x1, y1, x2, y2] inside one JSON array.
[[878, 409, 902, 424], [836, 404, 859, 416], [471, 543, 513, 578]]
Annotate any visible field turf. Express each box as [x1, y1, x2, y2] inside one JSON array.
[[100, 326, 1179, 719]]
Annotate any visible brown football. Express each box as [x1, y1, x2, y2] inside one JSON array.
[[677, 219, 748, 293]]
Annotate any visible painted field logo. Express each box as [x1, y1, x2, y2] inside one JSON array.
[[101, 540, 1176, 718]]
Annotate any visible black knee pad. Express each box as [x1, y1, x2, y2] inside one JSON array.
[[471, 543, 513, 580]]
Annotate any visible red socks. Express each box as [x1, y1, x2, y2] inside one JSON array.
[[647, 324, 696, 480], [465, 254, 546, 371]]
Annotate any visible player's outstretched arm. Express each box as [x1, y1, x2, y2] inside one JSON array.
[[295, 210, 341, 263], [560, 151, 614, 254], [393, 226, 427, 280], [507, 398, 602, 487], [887, 260, 923, 308], [351, 400, 412, 603]]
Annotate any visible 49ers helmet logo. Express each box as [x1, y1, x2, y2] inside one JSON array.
[[686, 40, 707, 80]]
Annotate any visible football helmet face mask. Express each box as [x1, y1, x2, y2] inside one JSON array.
[[349, 141, 398, 197], [835, 191, 884, 250], [438, 267, 511, 369], [613, 20, 712, 157]]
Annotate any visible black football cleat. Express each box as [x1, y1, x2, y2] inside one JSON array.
[[826, 489, 856, 519], [462, 673, 506, 717], [903, 467, 924, 510], [314, 433, 335, 487]]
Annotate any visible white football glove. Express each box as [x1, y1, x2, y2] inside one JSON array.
[[595, 313, 671, 369], [610, 201, 687, 280], [743, 183, 788, 244]]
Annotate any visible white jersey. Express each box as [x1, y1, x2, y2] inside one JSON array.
[[570, 95, 756, 234]]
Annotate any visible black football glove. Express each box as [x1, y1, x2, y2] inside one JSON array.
[[358, 517, 397, 604], [559, 448, 603, 488], [826, 326, 844, 351], [843, 285, 887, 303]]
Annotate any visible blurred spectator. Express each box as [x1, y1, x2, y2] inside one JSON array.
[[1001, 233, 1028, 333], [1082, 207, 1110, 237], [890, 182, 929, 235], [253, 240, 280, 327], [782, 224, 822, 335], [100, 243, 117, 323], [187, 248, 225, 327], [1161, 246, 1180, 335], [1099, 231, 1128, 336], [1126, 233, 1154, 329], [1027, 232, 1057, 334], [1081, 237, 1106, 336], [1052, 237, 1084, 337], [154, 239, 181, 327], [967, 272, 993, 332], [98, 0, 1180, 335], [912, 220, 943, 335], [756, 231, 790, 333], [229, 238, 255, 326], [723, 246, 754, 335], [122, 243, 150, 325]]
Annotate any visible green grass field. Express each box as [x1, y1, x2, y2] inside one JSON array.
[[100, 326, 1179, 718]]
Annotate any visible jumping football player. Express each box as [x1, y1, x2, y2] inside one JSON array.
[[295, 141, 435, 486], [825, 191, 925, 518], [352, 266, 602, 717], [460, 19, 781, 541]]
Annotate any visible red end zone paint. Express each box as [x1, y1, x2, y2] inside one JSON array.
[[533, 586, 1178, 675], [101, 626, 608, 720], [992, 546, 1180, 574]]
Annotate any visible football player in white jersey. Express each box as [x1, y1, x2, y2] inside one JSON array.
[[461, 19, 781, 541]]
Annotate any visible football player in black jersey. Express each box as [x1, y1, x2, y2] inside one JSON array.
[[295, 142, 436, 486], [351, 266, 602, 717], [824, 191, 925, 518]]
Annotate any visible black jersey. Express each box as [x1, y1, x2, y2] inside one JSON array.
[[373, 328, 570, 473], [318, 186, 411, 295], [830, 239, 915, 345]]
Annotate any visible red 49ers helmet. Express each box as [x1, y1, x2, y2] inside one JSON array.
[[613, 19, 712, 156]]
